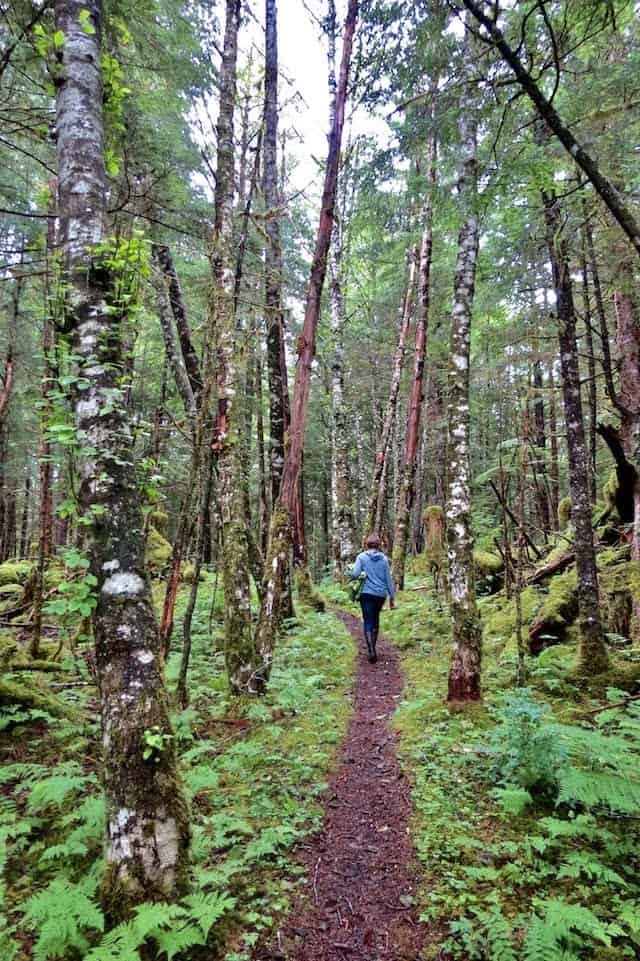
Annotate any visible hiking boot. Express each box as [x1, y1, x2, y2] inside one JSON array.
[[371, 627, 378, 663], [364, 630, 375, 662]]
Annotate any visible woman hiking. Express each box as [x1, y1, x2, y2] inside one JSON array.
[[350, 533, 395, 663]]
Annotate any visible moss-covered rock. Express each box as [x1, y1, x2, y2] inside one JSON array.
[[145, 525, 172, 574], [180, 562, 207, 584], [558, 496, 572, 530], [0, 560, 33, 587], [148, 509, 169, 535], [473, 549, 503, 595]]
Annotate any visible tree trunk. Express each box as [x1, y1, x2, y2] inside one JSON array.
[[542, 191, 609, 675], [579, 247, 598, 498], [584, 208, 618, 408], [210, 0, 257, 695], [613, 261, 640, 624], [515, 405, 529, 686], [19, 474, 30, 558], [264, 0, 289, 506], [255, 0, 359, 681], [365, 248, 418, 535], [547, 359, 560, 529], [256, 343, 270, 555], [446, 68, 482, 704], [153, 246, 196, 415], [329, 217, 355, 576], [177, 445, 214, 708], [54, 0, 189, 915], [531, 357, 552, 531], [31, 204, 56, 658], [152, 244, 202, 402], [392, 133, 436, 589]]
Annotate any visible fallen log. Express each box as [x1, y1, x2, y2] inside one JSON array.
[[527, 550, 575, 584]]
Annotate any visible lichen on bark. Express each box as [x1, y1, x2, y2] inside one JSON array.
[[54, 0, 190, 916]]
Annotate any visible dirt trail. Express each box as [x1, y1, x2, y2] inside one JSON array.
[[258, 611, 430, 961]]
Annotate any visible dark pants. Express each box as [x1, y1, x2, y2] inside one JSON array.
[[360, 593, 385, 635]]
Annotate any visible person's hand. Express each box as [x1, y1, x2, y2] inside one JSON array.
[[389, 598, 395, 610]]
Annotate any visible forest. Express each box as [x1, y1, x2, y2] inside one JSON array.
[[1, 0, 640, 958]]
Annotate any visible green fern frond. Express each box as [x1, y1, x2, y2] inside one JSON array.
[[556, 852, 627, 887], [27, 762, 96, 814], [154, 923, 206, 960], [23, 878, 104, 961], [482, 906, 517, 961], [130, 900, 185, 937], [543, 899, 612, 946], [181, 890, 236, 937], [523, 919, 562, 961], [557, 767, 640, 814]]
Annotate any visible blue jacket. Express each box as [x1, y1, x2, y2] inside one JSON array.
[[351, 549, 395, 600]]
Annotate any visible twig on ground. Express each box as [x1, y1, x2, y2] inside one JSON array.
[[313, 857, 321, 905]]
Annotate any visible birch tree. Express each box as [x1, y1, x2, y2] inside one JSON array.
[[54, 0, 189, 914], [446, 39, 482, 703]]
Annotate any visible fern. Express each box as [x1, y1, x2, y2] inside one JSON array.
[[556, 766, 640, 814], [481, 906, 517, 961], [85, 892, 236, 961], [540, 899, 614, 946], [22, 878, 104, 961], [154, 924, 204, 961], [556, 851, 627, 887], [27, 762, 96, 814], [181, 891, 236, 937], [524, 917, 562, 961], [618, 899, 640, 938], [494, 785, 532, 816]]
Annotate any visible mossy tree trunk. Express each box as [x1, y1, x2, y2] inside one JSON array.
[[210, 0, 258, 695], [543, 191, 609, 675], [54, 0, 189, 916], [256, 0, 359, 680], [446, 55, 482, 703], [392, 129, 436, 590]]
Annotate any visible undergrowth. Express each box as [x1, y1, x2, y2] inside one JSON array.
[[389, 581, 640, 961], [0, 578, 354, 961]]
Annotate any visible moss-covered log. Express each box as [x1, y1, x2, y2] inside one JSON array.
[[528, 571, 578, 654], [0, 677, 78, 718]]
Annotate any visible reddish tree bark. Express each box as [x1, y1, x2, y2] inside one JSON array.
[[365, 248, 418, 535], [392, 133, 436, 589], [256, 0, 359, 680]]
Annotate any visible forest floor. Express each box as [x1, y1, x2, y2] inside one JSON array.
[[260, 611, 432, 961]]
